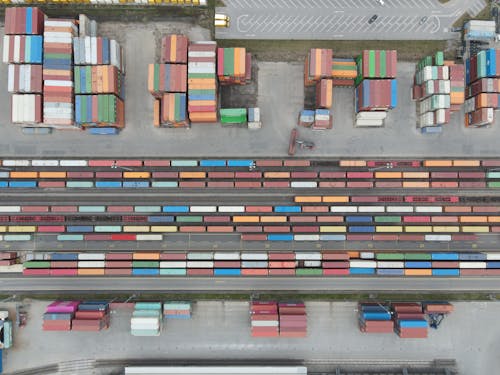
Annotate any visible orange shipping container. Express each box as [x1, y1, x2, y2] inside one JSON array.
[[78, 268, 105, 276], [153, 99, 161, 127], [423, 160, 453, 167], [404, 269, 432, 276], [133, 252, 160, 260]]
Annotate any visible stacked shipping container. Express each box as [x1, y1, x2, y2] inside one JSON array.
[[74, 66, 124, 98], [42, 301, 79, 331], [188, 41, 218, 123], [217, 47, 251, 85], [0, 252, 18, 267], [304, 48, 332, 86], [3, 7, 45, 126], [354, 50, 397, 127], [279, 302, 307, 337], [465, 48, 500, 127], [220, 108, 247, 125], [247, 107, 261, 129], [392, 302, 428, 338], [412, 51, 464, 132], [358, 302, 394, 333], [151, 35, 189, 128], [250, 301, 279, 337], [131, 302, 162, 336], [331, 58, 357, 87], [163, 301, 191, 319], [43, 18, 77, 128], [72, 301, 110, 331]]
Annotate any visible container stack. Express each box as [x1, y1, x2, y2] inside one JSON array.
[[42, 301, 79, 331], [188, 41, 218, 123], [247, 107, 261, 129], [72, 301, 110, 331], [354, 50, 397, 127], [464, 20, 496, 41], [151, 34, 189, 128], [131, 302, 162, 336], [250, 301, 279, 338], [422, 302, 454, 314], [358, 302, 394, 333], [392, 302, 428, 338], [278, 302, 307, 338], [3, 7, 45, 126], [163, 301, 192, 319], [313, 109, 332, 130], [298, 110, 315, 127], [465, 48, 500, 127], [43, 18, 77, 128], [73, 17, 125, 131], [220, 108, 247, 126], [412, 52, 460, 133], [0, 252, 18, 266], [304, 48, 332, 86], [216, 47, 251, 85], [316, 79, 332, 109], [331, 57, 357, 87]]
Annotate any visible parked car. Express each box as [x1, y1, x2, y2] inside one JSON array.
[[419, 16, 428, 25], [368, 15, 378, 24]]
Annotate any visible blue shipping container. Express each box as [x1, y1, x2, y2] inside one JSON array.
[[319, 234, 346, 241], [459, 253, 486, 261], [50, 253, 79, 261], [89, 128, 119, 135], [405, 261, 432, 268], [390, 79, 397, 108], [376, 268, 405, 276], [0, 182, 8, 188], [398, 320, 428, 328], [350, 267, 375, 275], [67, 225, 93, 233], [275, 206, 301, 213], [96, 181, 122, 188], [486, 261, 500, 269], [421, 126, 443, 134], [267, 234, 294, 241], [9, 181, 37, 188], [123, 181, 149, 188], [132, 268, 160, 276], [432, 269, 460, 276], [162, 206, 189, 213], [214, 268, 242, 276], [227, 159, 254, 167], [362, 312, 391, 321], [431, 252, 459, 261], [147, 216, 175, 223], [200, 160, 226, 167], [348, 226, 375, 233], [346, 216, 372, 223]]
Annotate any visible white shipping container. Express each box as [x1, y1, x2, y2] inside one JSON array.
[[43, 108, 74, 115], [44, 102, 73, 109], [45, 80, 74, 87], [419, 112, 435, 127], [91, 37, 97, 65], [2, 36, 10, 64], [218, 206, 245, 213], [248, 121, 262, 130], [331, 206, 358, 213], [85, 37, 91, 64], [435, 109, 447, 124], [387, 206, 414, 213], [459, 261, 486, 269], [424, 234, 451, 241], [186, 252, 213, 260], [136, 234, 162, 241], [486, 253, 500, 260], [294, 235, 320, 241], [188, 67, 215, 74], [214, 252, 240, 260], [356, 111, 387, 120], [304, 260, 322, 267], [360, 252, 375, 259], [13, 36, 20, 63], [7, 65, 14, 92], [251, 321, 279, 327], [415, 206, 442, 213], [78, 253, 106, 260], [291, 181, 317, 188], [188, 51, 216, 58], [377, 261, 404, 268], [188, 62, 216, 70], [464, 97, 475, 113], [32, 160, 59, 166], [43, 32, 75, 39], [358, 206, 384, 213], [190, 206, 217, 213], [295, 252, 321, 260], [186, 261, 214, 268], [44, 20, 78, 28], [241, 253, 268, 261], [130, 323, 160, 330], [349, 260, 377, 268], [159, 261, 187, 269], [78, 261, 106, 268], [0, 206, 21, 212], [354, 119, 384, 127], [59, 160, 88, 166], [241, 261, 268, 268]]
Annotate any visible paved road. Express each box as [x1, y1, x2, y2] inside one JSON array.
[[2, 276, 500, 292], [215, 0, 487, 40]]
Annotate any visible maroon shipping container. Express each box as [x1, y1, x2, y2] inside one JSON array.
[[255, 159, 282, 167], [105, 253, 133, 260], [322, 261, 350, 269], [105, 261, 133, 268], [268, 252, 295, 261], [50, 261, 78, 268], [315, 79, 333, 109], [322, 252, 349, 260], [251, 314, 279, 321], [323, 268, 350, 276], [431, 261, 459, 268], [187, 268, 213, 276], [104, 268, 132, 276], [161, 35, 188, 64], [395, 327, 428, 338], [75, 310, 106, 319], [0, 252, 17, 260], [5, 7, 45, 35], [268, 269, 295, 276]]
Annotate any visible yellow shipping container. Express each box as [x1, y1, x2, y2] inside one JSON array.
[[339, 160, 366, 167], [452, 160, 480, 167], [376, 226, 403, 233], [432, 226, 460, 232], [294, 196, 322, 203], [179, 172, 206, 179], [123, 226, 151, 232], [404, 225, 432, 233], [8, 226, 36, 232], [133, 252, 160, 260], [150, 226, 177, 232], [403, 181, 430, 188], [10, 171, 38, 178], [461, 226, 490, 233], [319, 226, 347, 232], [39, 172, 66, 178], [402, 171, 429, 179], [78, 268, 105, 276], [459, 216, 488, 223], [260, 216, 287, 223], [322, 196, 349, 203]]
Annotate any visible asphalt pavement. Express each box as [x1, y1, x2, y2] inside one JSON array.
[[215, 0, 487, 40], [2, 276, 500, 292]]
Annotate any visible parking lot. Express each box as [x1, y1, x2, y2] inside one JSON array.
[[1, 300, 498, 374]]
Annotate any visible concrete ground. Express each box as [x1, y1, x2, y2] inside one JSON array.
[[1, 300, 498, 374], [1, 21, 500, 158]]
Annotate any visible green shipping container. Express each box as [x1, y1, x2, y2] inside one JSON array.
[[488, 182, 500, 188], [133, 310, 161, 317], [86, 66, 92, 93], [220, 108, 247, 124], [434, 51, 444, 66], [135, 302, 162, 310], [160, 268, 187, 276], [374, 216, 401, 223], [404, 253, 432, 260], [74, 67, 81, 93], [132, 261, 160, 268], [376, 253, 405, 260], [187, 73, 215, 79], [295, 268, 323, 276], [24, 261, 50, 269], [176, 216, 203, 223], [223, 48, 235, 76]]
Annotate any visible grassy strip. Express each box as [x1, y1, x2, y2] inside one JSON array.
[[452, 3, 492, 28], [8, 292, 500, 302], [217, 39, 448, 62]]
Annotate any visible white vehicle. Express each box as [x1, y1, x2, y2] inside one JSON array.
[[377, 0, 384, 4]]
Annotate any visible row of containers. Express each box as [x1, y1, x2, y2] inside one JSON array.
[[43, 300, 110, 331], [412, 51, 465, 133], [0, 0, 208, 4], [130, 301, 192, 336], [301, 49, 397, 129], [358, 301, 453, 338], [219, 108, 261, 129], [465, 48, 500, 127], [149, 36, 252, 127], [3, 8, 125, 132], [250, 301, 307, 338], [21, 251, 500, 277]]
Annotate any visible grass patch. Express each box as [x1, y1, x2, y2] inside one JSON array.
[[217, 39, 448, 62], [452, 3, 492, 28], [11, 292, 500, 303]]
